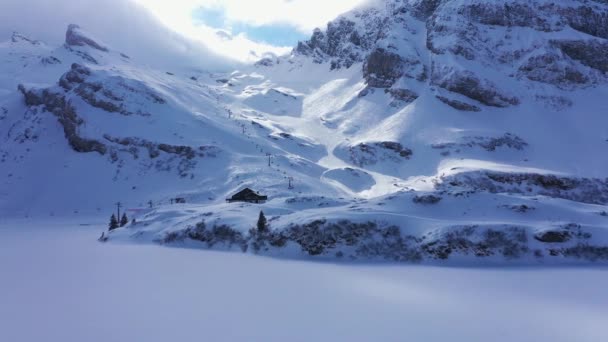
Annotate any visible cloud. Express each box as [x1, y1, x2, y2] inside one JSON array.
[[133, 0, 368, 61], [0, 0, 239, 71], [0, 0, 370, 66], [184, 0, 368, 32], [182, 24, 292, 63]]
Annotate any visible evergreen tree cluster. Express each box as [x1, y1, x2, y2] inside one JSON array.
[[109, 213, 129, 231]]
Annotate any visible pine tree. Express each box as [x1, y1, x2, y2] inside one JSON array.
[[120, 213, 129, 227], [257, 211, 268, 233], [109, 214, 119, 230]]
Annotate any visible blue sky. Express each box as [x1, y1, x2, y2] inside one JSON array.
[[192, 6, 309, 46]]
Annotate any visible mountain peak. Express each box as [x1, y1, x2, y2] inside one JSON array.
[[65, 24, 108, 52]]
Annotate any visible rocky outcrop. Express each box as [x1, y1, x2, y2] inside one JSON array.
[[460, 3, 557, 31], [535, 223, 592, 244], [294, 7, 388, 69], [153, 219, 608, 263], [103, 135, 200, 160], [433, 69, 519, 107], [363, 48, 404, 88], [457, 2, 608, 40], [11, 32, 41, 45], [40, 56, 62, 65], [59, 63, 165, 116], [16, 63, 216, 178], [561, 5, 608, 40], [385, 88, 418, 106], [413, 194, 442, 204], [436, 96, 481, 112], [555, 40, 608, 73], [519, 53, 590, 87], [59, 63, 91, 89], [432, 133, 528, 152], [535, 230, 572, 243], [17, 84, 107, 155], [340, 141, 413, 167], [408, 0, 442, 20], [438, 171, 608, 205], [65, 24, 108, 52], [519, 39, 608, 88], [293, 0, 608, 106]]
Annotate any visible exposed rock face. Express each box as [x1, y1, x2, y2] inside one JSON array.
[[459, 3, 558, 31], [17, 64, 218, 178], [103, 135, 219, 160], [409, 0, 442, 20], [11, 32, 41, 45], [295, 7, 387, 69], [556, 40, 608, 73], [40, 56, 62, 65], [413, 194, 442, 205], [519, 53, 590, 87], [385, 88, 418, 106], [433, 69, 520, 107], [561, 5, 608, 39], [438, 171, 608, 205], [339, 141, 413, 167], [436, 96, 481, 112], [432, 133, 528, 153], [155, 219, 608, 262], [534, 223, 592, 244], [59, 63, 91, 88], [17, 84, 107, 155], [65, 24, 108, 52], [64, 46, 99, 64], [363, 48, 404, 88], [535, 231, 572, 243], [292, 0, 608, 109], [59, 63, 165, 116]]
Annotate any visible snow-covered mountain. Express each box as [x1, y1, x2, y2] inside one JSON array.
[[2, 0, 608, 263]]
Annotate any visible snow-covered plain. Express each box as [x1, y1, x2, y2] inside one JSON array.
[[1, 221, 607, 342]]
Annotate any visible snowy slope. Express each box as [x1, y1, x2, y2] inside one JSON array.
[[1, 0, 608, 263], [0, 27, 338, 217], [2, 223, 608, 342]]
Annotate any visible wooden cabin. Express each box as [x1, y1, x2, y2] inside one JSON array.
[[226, 188, 268, 203]]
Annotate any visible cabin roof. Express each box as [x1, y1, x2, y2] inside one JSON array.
[[230, 188, 267, 200]]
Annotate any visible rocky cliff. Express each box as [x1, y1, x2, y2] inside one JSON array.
[[294, 0, 608, 109]]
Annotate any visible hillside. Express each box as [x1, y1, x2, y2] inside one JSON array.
[[1, 0, 608, 263]]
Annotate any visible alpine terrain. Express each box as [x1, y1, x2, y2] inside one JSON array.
[[2, 0, 608, 264]]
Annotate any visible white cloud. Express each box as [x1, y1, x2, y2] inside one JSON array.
[[133, 0, 368, 62], [127, 0, 292, 63], [180, 24, 292, 63], [0, 0, 368, 66], [136, 0, 368, 33], [0, 0, 238, 70]]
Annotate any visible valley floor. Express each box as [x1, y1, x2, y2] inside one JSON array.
[[1, 220, 607, 342]]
